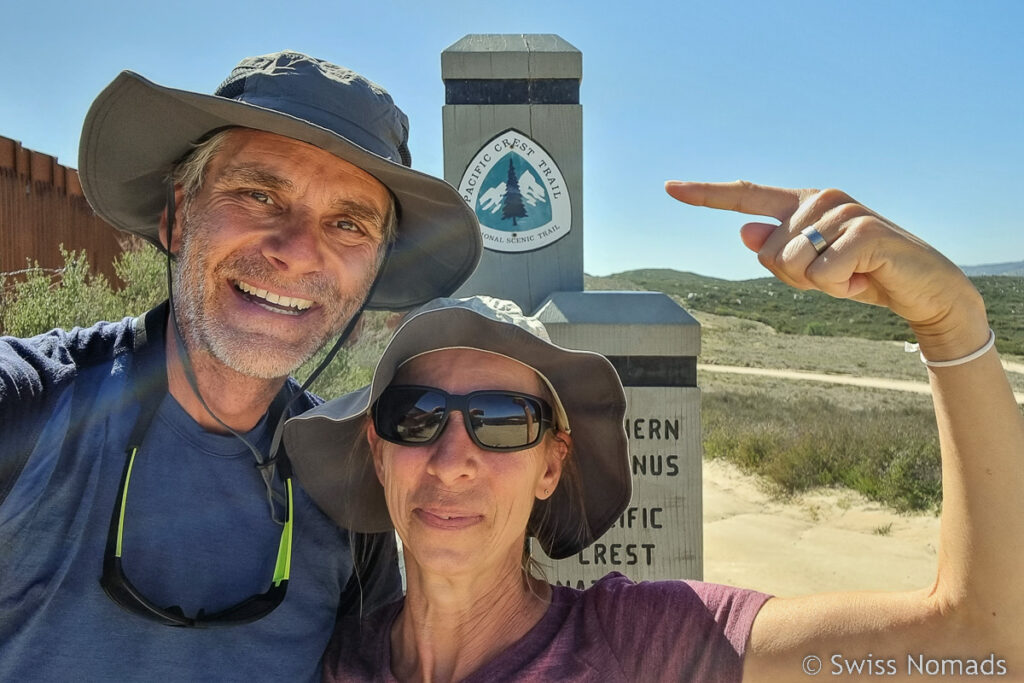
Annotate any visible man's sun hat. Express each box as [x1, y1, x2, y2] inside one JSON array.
[[283, 296, 630, 560], [78, 51, 481, 310]]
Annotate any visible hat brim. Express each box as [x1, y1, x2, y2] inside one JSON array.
[[283, 305, 630, 560], [78, 72, 481, 310]]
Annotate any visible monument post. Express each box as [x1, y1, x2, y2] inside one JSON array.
[[442, 34, 704, 583], [442, 34, 583, 314]]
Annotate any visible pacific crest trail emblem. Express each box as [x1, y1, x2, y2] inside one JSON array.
[[458, 129, 572, 253]]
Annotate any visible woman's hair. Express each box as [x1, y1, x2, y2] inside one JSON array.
[[523, 433, 587, 580], [342, 419, 398, 619]]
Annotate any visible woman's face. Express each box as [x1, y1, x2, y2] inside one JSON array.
[[368, 348, 566, 579]]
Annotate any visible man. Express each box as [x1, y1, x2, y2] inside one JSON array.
[[0, 52, 480, 681]]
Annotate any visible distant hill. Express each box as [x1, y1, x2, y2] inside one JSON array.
[[960, 261, 1024, 277], [584, 269, 1024, 356]]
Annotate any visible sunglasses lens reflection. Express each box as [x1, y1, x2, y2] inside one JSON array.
[[381, 388, 446, 443], [470, 394, 542, 448]]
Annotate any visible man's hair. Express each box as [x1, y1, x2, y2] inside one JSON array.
[[169, 128, 399, 251], [170, 128, 233, 207]]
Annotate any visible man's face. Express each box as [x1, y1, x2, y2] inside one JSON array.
[[170, 129, 391, 379]]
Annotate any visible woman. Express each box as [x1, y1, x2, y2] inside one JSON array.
[[284, 181, 1023, 681]]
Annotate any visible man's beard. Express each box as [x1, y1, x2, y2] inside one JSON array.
[[171, 208, 375, 379]]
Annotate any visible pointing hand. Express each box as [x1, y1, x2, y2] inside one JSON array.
[[665, 180, 988, 358]]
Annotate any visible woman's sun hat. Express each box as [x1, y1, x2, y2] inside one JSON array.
[[283, 296, 630, 560], [78, 50, 481, 310]]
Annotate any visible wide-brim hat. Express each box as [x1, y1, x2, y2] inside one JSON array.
[[78, 51, 481, 310], [283, 296, 630, 560]]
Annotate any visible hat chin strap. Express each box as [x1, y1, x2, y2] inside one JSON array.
[[162, 182, 390, 524]]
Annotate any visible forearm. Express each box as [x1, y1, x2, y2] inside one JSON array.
[[925, 340, 1024, 623], [664, 181, 1024, 676], [746, 341, 1024, 676]]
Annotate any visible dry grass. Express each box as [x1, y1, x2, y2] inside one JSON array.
[[702, 387, 944, 512], [696, 309, 1024, 512], [693, 308, 1024, 394]]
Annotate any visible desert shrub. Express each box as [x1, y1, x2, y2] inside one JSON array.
[[596, 270, 1024, 355], [2, 247, 121, 337], [2, 243, 169, 338], [297, 310, 397, 399], [803, 321, 830, 336], [703, 391, 942, 512], [112, 242, 169, 317]]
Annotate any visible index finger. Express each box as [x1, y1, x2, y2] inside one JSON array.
[[665, 180, 805, 222]]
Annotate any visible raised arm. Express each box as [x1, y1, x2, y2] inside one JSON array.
[[667, 181, 1024, 681]]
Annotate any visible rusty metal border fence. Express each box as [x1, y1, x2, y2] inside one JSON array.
[[1, 135, 132, 334], [1, 136, 129, 330]]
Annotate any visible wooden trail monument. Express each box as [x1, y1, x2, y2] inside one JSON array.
[[443, 34, 704, 584]]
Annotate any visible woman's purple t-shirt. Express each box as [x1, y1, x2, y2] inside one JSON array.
[[325, 572, 771, 682]]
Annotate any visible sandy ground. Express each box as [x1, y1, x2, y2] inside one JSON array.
[[702, 457, 941, 596], [698, 359, 1024, 597], [670, 327, 1024, 678]]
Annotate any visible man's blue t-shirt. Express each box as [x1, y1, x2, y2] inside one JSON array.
[[0, 306, 399, 682]]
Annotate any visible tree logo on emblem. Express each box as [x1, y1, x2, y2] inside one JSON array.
[[501, 158, 527, 227]]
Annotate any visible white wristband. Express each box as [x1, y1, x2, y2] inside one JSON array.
[[904, 329, 996, 368]]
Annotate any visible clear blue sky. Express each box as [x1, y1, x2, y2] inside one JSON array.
[[4, 0, 1021, 280]]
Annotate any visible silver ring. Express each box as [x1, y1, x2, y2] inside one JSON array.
[[800, 226, 828, 254]]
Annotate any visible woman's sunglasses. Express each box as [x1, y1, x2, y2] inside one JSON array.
[[373, 385, 554, 452]]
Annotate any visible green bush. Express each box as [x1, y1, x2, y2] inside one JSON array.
[[703, 391, 943, 512], [2, 243, 165, 337], [596, 269, 1024, 355], [113, 242, 170, 318], [297, 310, 396, 399], [3, 247, 118, 337]]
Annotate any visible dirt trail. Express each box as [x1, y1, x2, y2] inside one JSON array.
[[698, 363, 1024, 404], [1004, 360, 1024, 375]]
